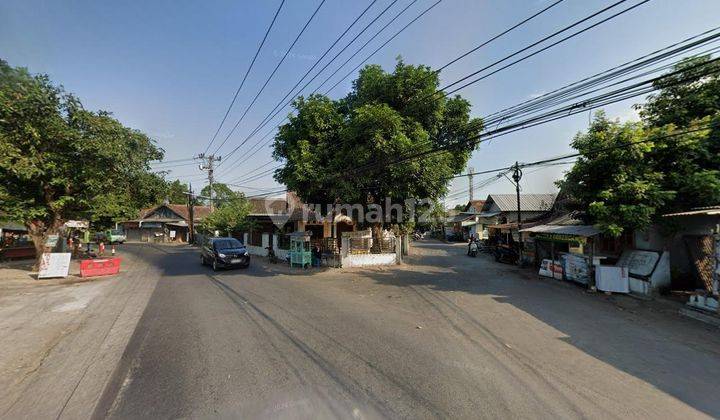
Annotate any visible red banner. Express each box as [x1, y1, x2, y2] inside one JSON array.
[[80, 258, 121, 277]]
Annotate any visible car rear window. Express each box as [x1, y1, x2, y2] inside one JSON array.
[[213, 239, 243, 250]]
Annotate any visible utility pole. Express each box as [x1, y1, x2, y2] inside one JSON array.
[[186, 183, 195, 244], [468, 166, 474, 202], [512, 162, 523, 265], [197, 153, 221, 210]]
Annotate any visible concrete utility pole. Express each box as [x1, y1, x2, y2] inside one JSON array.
[[468, 167, 474, 202], [197, 153, 221, 210], [512, 162, 523, 264], [186, 183, 195, 244]]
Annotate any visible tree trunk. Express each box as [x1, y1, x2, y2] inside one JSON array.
[[371, 222, 383, 254], [27, 218, 62, 272]]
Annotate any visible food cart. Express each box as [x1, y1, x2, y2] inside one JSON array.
[[289, 231, 312, 268]]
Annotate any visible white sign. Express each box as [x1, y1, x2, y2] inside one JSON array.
[[38, 253, 71, 279], [169, 230, 176, 238], [596, 266, 629, 293]]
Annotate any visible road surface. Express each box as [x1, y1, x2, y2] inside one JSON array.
[[97, 242, 720, 419]]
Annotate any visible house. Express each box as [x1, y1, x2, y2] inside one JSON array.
[[241, 192, 357, 257], [483, 193, 557, 243], [482, 193, 556, 224], [442, 201, 488, 240], [121, 203, 213, 242]]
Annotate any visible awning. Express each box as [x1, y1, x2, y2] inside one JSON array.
[[64, 220, 89, 229], [520, 224, 599, 237], [662, 206, 720, 217], [0, 222, 26, 232], [167, 221, 188, 227]]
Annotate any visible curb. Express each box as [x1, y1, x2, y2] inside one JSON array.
[[679, 307, 720, 328]]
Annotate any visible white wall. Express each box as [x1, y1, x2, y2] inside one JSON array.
[[244, 233, 269, 257], [341, 253, 397, 268]]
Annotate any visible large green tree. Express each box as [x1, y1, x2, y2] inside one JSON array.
[[559, 55, 720, 236], [200, 191, 252, 236], [164, 179, 191, 204], [0, 60, 163, 261], [273, 59, 481, 236], [200, 182, 235, 207]]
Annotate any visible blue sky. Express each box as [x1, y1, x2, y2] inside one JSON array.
[[2, 0, 718, 206]]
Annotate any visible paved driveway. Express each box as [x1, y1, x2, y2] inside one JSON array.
[[99, 241, 720, 419]]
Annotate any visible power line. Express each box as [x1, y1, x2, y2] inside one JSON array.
[[214, 0, 390, 165], [438, 0, 651, 97], [225, 123, 716, 203], [217, 0, 440, 168], [219, 0, 620, 178], [210, 0, 327, 156], [217, 31, 720, 196], [335, 54, 720, 184], [202, 0, 286, 154]]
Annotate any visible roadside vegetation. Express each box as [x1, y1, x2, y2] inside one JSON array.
[[558, 56, 720, 236]]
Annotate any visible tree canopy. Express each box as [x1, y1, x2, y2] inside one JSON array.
[[200, 183, 236, 207], [273, 59, 481, 231], [200, 191, 252, 236], [0, 60, 165, 256], [559, 55, 720, 236]]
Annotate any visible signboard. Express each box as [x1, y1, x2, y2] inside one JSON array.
[[539, 259, 563, 280], [562, 253, 591, 285], [169, 230, 176, 238], [44, 234, 60, 248], [38, 253, 71, 279], [534, 233, 586, 245], [596, 266, 629, 293], [617, 249, 660, 278]]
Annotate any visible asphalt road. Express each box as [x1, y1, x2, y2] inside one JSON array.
[[97, 242, 720, 419]]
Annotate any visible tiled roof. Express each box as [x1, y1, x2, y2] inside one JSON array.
[[139, 204, 213, 221], [248, 197, 288, 215], [464, 200, 486, 213], [486, 193, 557, 212]]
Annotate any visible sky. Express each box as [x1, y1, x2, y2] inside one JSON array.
[[2, 0, 719, 207]]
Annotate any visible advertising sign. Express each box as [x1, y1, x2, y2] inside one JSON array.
[[38, 253, 71, 279], [562, 253, 591, 285], [44, 234, 60, 248]]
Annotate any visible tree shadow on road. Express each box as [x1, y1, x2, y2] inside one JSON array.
[[354, 245, 720, 418]]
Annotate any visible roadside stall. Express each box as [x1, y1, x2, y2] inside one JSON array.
[[289, 231, 312, 268], [521, 223, 600, 286], [0, 222, 35, 260]]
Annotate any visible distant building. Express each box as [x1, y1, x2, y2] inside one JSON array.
[[120, 203, 213, 242]]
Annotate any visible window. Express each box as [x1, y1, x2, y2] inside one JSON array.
[[249, 230, 262, 247], [213, 238, 243, 250]]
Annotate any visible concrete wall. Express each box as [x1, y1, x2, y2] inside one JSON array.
[[245, 233, 269, 257], [341, 253, 397, 268]]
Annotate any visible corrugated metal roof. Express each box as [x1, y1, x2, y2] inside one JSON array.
[[663, 206, 720, 217], [487, 193, 557, 212], [0, 221, 26, 231], [445, 214, 474, 223], [520, 224, 600, 237]]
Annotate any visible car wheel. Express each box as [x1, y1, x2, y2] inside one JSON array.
[[212, 260, 218, 271], [242, 263, 250, 269]]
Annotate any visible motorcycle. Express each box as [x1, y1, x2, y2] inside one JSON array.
[[468, 240, 478, 257]]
